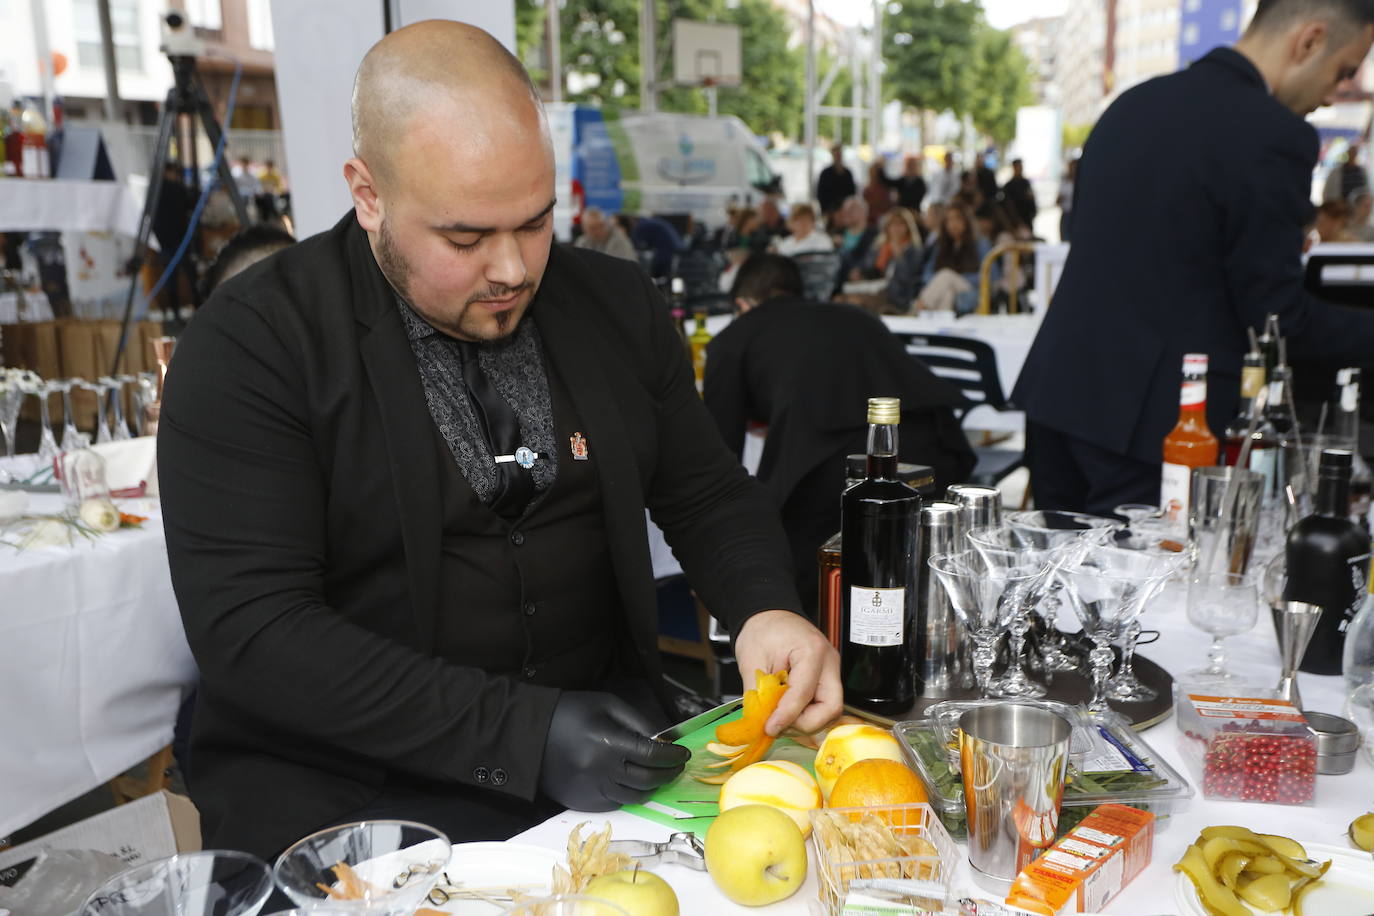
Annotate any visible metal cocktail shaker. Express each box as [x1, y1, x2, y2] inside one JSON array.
[[917, 501, 964, 697], [945, 484, 1002, 687], [960, 704, 1072, 894], [947, 484, 1003, 532]]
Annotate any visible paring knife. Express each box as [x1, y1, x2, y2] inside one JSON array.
[[652, 698, 742, 742]]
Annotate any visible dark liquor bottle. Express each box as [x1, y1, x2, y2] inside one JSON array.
[[1283, 449, 1372, 675], [1222, 350, 1267, 466], [1332, 368, 1373, 530], [1257, 313, 1283, 378], [840, 397, 921, 715]]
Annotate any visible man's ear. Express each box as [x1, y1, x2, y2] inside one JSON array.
[[344, 157, 383, 232], [1292, 21, 1329, 66]]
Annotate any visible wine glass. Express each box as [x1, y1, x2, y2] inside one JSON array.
[[929, 550, 1041, 698], [32, 380, 61, 464], [82, 380, 112, 444], [0, 372, 30, 457], [1005, 511, 1121, 672], [500, 895, 630, 915], [56, 379, 89, 450], [273, 820, 451, 914], [100, 376, 133, 441], [79, 849, 273, 916], [1183, 571, 1260, 685], [966, 526, 1056, 698], [1057, 540, 1175, 712]]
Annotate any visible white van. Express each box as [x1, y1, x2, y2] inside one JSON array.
[[546, 104, 779, 239]]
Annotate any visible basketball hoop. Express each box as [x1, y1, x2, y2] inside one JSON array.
[[702, 76, 717, 89]]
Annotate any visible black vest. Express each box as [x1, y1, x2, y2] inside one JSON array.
[[431, 354, 623, 689]]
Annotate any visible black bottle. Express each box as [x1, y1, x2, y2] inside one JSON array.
[[1283, 448, 1372, 674], [840, 397, 921, 714]]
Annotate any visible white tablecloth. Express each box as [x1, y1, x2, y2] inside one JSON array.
[[0, 179, 143, 237], [515, 583, 1371, 915], [0, 487, 196, 838]]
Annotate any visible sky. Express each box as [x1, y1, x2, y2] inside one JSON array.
[[982, 0, 1069, 29], [815, 0, 1070, 32]]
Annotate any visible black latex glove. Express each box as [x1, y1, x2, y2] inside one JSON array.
[[538, 691, 691, 811]]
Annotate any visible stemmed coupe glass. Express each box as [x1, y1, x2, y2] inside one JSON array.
[[1183, 570, 1260, 685], [929, 549, 1041, 698], [1058, 538, 1177, 712]]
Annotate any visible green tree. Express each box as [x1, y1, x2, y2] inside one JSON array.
[[515, 0, 804, 136], [882, 0, 983, 115], [968, 25, 1034, 147]]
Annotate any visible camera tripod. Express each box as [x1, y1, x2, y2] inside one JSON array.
[[111, 53, 248, 376]]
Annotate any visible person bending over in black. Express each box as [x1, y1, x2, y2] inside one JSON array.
[[703, 253, 975, 619]]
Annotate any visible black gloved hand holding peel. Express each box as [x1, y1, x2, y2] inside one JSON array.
[[538, 691, 691, 811]]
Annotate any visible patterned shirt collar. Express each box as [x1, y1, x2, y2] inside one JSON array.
[[395, 294, 440, 342]]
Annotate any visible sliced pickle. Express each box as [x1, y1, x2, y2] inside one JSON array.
[[1255, 833, 1307, 861], [1175, 844, 1252, 916], [1202, 836, 1267, 873], [1236, 873, 1291, 912], [1241, 855, 1286, 876], [1216, 852, 1249, 891]]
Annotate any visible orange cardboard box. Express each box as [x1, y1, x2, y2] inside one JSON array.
[[1005, 804, 1155, 915]]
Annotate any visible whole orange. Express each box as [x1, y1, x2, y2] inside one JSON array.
[[826, 758, 927, 825]]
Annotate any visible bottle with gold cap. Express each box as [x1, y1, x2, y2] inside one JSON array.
[[840, 396, 921, 715]]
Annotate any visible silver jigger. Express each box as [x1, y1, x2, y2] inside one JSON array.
[[1270, 600, 1323, 710]]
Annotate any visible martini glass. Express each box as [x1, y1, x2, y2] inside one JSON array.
[[273, 820, 450, 915], [1057, 540, 1175, 712], [1006, 511, 1121, 672], [966, 526, 1056, 698], [929, 550, 1041, 698], [79, 849, 273, 915], [1103, 530, 1191, 702]]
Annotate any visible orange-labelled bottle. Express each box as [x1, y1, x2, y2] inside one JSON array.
[[1161, 353, 1219, 524]]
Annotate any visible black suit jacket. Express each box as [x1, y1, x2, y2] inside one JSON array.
[[157, 214, 801, 858], [1013, 48, 1374, 464]]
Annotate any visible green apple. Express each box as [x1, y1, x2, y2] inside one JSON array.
[[705, 804, 808, 906], [583, 867, 679, 916]]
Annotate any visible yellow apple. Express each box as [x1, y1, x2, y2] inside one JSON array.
[[705, 804, 808, 906], [718, 760, 822, 837], [583, 868, 678, 916], [813, 723, 905, 800]]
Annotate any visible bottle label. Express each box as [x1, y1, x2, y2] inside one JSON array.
[[1342, 382, 1359, 413], [1248, 447, 1280, 500], [1161, 461, 1192, 523], [1180, 380, 1207, 408], [1267, 380, 1284, 405], [848, 586, 905, 647], [1240, 366, 1264, 399]]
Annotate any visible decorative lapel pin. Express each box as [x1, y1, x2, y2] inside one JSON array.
[[570, 431, 589, 461]]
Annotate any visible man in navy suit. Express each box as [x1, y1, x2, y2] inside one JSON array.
[[1014, 0, 1374, 514]]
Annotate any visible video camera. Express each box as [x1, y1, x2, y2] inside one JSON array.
[[159, 9, 205, 59]]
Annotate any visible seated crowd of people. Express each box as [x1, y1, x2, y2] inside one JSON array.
[[572, 147, 1044, 317]]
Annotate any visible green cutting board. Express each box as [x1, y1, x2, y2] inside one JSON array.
[[622, 709, 819, 837]]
